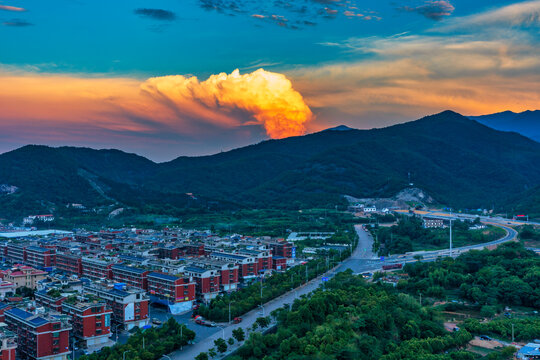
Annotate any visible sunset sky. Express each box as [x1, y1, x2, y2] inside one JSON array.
[[1, 0, 539, 160]]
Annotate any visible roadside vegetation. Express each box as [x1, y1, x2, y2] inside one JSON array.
[[227, 271, 475, 360], [79, 318, 194, 360], [371, 215, 505, 255], [518, 225, 540, 248], [197, 228, 358, 322]]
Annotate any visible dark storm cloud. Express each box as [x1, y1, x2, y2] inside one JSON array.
[[400, 0, 455, 20], [134, 8, 176, 21], [2, 18, 33, 26]]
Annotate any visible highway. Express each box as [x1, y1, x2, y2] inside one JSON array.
[[166, 220, 520, 359]]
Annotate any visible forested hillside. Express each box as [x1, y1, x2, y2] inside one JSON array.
[[1, 111, 539, 220]]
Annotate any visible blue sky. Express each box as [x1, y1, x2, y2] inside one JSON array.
[[1, 0, 522, 75], [0, 0, 539, 160]]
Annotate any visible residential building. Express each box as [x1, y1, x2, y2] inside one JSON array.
[[62, 300, 113, 351], [25, 247, 56, 269], [517, 342, 540, 359], [265, 240, 293, 258], [0, 325, 16, 360], [111, 265, 149, 290], [147, 272, 195, 314], [55, 253, 82, 276], [0, 303, 12, 322], [35, 290, 66, 312], [272, 256, 287, 271], [156, 246, 180, 260], [2, 266, 47, 289], [81, 258, 113, 281], [188, 259, 239, 292], [6, 244, 26, 263], [182, 266, 221, 301], [0, 281, 15, 299], [83, 284, 149, 331], [5, 308, 71, 360], [210, 252, 259, 281]]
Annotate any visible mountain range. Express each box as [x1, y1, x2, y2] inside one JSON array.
[[1, 110, 539, 220], [469, 110, 540, 143]]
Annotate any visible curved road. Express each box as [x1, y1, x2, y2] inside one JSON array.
[[167, 222, 519, 358]]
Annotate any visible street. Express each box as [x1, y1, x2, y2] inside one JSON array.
[[164, 221, 517, 359]]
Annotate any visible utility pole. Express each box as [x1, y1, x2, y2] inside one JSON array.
[[180, 325, 183, 350], [512, 323, 515, 342], [305, 264, 308, 283], [449, 219, 453, 258]]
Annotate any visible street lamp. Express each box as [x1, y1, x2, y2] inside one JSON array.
[[123, 350, 131, 360], [228, 301, 235, 324]]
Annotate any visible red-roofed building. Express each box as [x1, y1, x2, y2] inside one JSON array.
[[2, 266, 47, 289]]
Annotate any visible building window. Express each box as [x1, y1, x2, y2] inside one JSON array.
[[52, 332, 60, 338]]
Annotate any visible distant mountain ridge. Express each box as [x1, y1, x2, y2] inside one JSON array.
[[469, 110, 540, 142], [1, 110, 540, 219]]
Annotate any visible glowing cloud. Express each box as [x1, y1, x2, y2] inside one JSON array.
[[0, 67, 312, 150], [142, 69, 312, 139], [0, 5, 26, 12]]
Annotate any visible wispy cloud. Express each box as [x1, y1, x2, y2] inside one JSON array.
[[400, 0, 454, 21], [435, 0, 540, 30], [2, 18, 33, 26], [295, 2, 540, 126], [199, 0, 378, 29], [0, 5, 26, 12], [134, 8, 176, 21]]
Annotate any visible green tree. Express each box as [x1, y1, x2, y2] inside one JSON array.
[[195, 353, 209, 360], [232, 328, 245, 342], [214, 338, 228, 353]]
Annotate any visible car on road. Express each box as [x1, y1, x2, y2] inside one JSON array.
[[480, 335, 493, 341], [233, 317, 242, 324], [152, 318, 162, 325], [194, 315, 216, 327]]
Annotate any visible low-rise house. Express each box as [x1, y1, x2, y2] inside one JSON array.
[[517, 342, 540, 359], [2, 266, 47, 289]]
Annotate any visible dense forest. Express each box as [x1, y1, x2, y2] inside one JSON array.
[[397, 242, 540, 308], [228, 271, 478, 360], [2, 111, 540, 221]]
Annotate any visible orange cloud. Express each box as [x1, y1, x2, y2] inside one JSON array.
[[142, 69, 312, 138], [0, 5, 26, 11], [0, 68, 312, 140]]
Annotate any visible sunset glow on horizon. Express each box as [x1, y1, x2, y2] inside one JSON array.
[[1, 0, 539, 160]]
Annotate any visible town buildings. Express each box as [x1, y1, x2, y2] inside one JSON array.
[[83, 284, 149, 331], [5, 308, 71, 360], [0, 325, 16, 360], [1, 266, 47, 289], [61, 300, 113, 351]]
